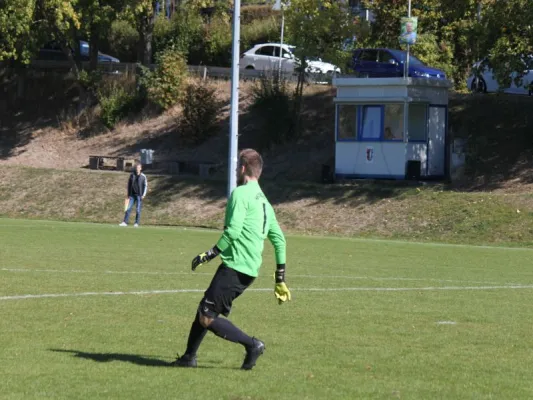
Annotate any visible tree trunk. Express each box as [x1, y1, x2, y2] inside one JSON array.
[[60, 41, 87, 115], [142, 21, 154, 66], [89, 24, 100, 71], [73, 33, 83, 67], [138, 1, 157, 66], [60, 41, 81, 79], [291, 68, 306, 138]]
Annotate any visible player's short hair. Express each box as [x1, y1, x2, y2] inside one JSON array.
[[239, 149, 263, 179]]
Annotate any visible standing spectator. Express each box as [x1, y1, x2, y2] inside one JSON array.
[[120, 162, 148, 227]]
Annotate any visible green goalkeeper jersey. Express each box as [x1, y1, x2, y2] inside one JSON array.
[[216, 180, 286, 278]]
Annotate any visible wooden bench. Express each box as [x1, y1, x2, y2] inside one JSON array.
[[167, 161, 220, 177], [89, 155, 127, 171]]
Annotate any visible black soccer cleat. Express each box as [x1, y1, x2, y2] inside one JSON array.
[[241, 338, 265, 371], [172, 354, 197, 368]]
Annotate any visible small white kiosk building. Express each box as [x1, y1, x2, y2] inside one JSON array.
[[333, 77, 452, 180]]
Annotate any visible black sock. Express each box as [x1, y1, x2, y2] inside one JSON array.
[[208, 318, 254, 347], [184, 313, 208, 357]]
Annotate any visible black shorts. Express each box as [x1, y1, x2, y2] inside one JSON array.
[[199, 264, 255, 318]]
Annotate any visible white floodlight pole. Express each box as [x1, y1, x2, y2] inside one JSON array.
[[227, 0, 241, 197]]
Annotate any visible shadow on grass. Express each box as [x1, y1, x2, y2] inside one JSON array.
[[51, 349, 172, 367], [144, 173, 420, 210], [449, 93, 533, 191], [0, 72, 79, 159], [50, 349, 230, 369]]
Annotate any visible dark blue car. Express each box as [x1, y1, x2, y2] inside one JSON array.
[[352, 48, 446, 79]]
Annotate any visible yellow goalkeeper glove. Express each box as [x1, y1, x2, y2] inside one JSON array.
[[275, 282, 291, 305], [274, 264, 291, 305]]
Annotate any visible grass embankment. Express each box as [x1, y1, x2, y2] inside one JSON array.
[[2, 165, 533, 246]]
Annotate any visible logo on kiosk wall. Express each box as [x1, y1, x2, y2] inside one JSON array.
[[366, 146, 374, 163]]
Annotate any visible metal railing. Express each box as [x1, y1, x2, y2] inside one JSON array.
[[11, 60, 333, 84], [23, 60, 296, 79]]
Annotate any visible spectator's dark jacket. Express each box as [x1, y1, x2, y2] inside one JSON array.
[[128, 172, 148, 197]]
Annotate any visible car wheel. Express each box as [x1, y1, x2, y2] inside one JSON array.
[[245, 66, 254, 70], [471, 76, 487, 93]]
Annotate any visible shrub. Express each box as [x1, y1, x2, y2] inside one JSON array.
[[241, 17, 281, 52], [154, 10, 204, 61], [202, 14, 233, 66], [153, 16, 173, 55], [144, 49, 188, 110], [409, 33, 455, 84], [251, 73, 295, 150], [241, 5, 278, 24], [97, 78, 141, 128], [179, 81, 223, 145], [151, 8, 280, 67], [107, 20, 139, 63]]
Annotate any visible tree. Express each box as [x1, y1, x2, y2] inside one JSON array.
[[362, 0, 483, 88], [285, 0, 355, 134], [286, 0, 354, 67], [0, 0, 35, 62], [482, 0, 533, 89], [76, 0, 124, 70], [0, 0, 81, 65], [119, 0, 158, 65]]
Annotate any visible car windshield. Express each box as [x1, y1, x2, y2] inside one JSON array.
[[388, 50, 425, 66]]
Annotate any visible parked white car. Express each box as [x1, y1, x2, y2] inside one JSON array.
[[240, 43, 341, 75], [467, 58, 533, 95]]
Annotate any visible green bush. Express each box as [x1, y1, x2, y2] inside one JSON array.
[[107, 20, 139, 63], [78, 70, 103, 96], [144, 49, 188, 110], [153, 16, 173, 55], [241, 17, 281, 52], [406, 33, 455, 84], [154, 11, 204, 59], [251, 73, 295, 150], [241, 5, 278, 24], [179, 81, 223, 145], [202, 14, 233, 66], [97, 78, 141, 128], [150, 7, 280, 67]]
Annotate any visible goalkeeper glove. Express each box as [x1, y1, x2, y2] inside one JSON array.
[[274, 264, 291, 305], [191, 246, 220, 271]]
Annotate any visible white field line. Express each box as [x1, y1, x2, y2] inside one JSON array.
[[2, 285, 533, 301], [0, 268, 502, 285]]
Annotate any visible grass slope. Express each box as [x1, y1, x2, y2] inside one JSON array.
[[1, 219, 533, 399], [2, 165, 533, 246]]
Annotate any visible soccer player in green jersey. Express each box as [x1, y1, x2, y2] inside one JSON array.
[[173, 149, 291, 370]]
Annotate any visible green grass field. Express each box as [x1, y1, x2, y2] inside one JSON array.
[[1, 219, 533, 399]]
